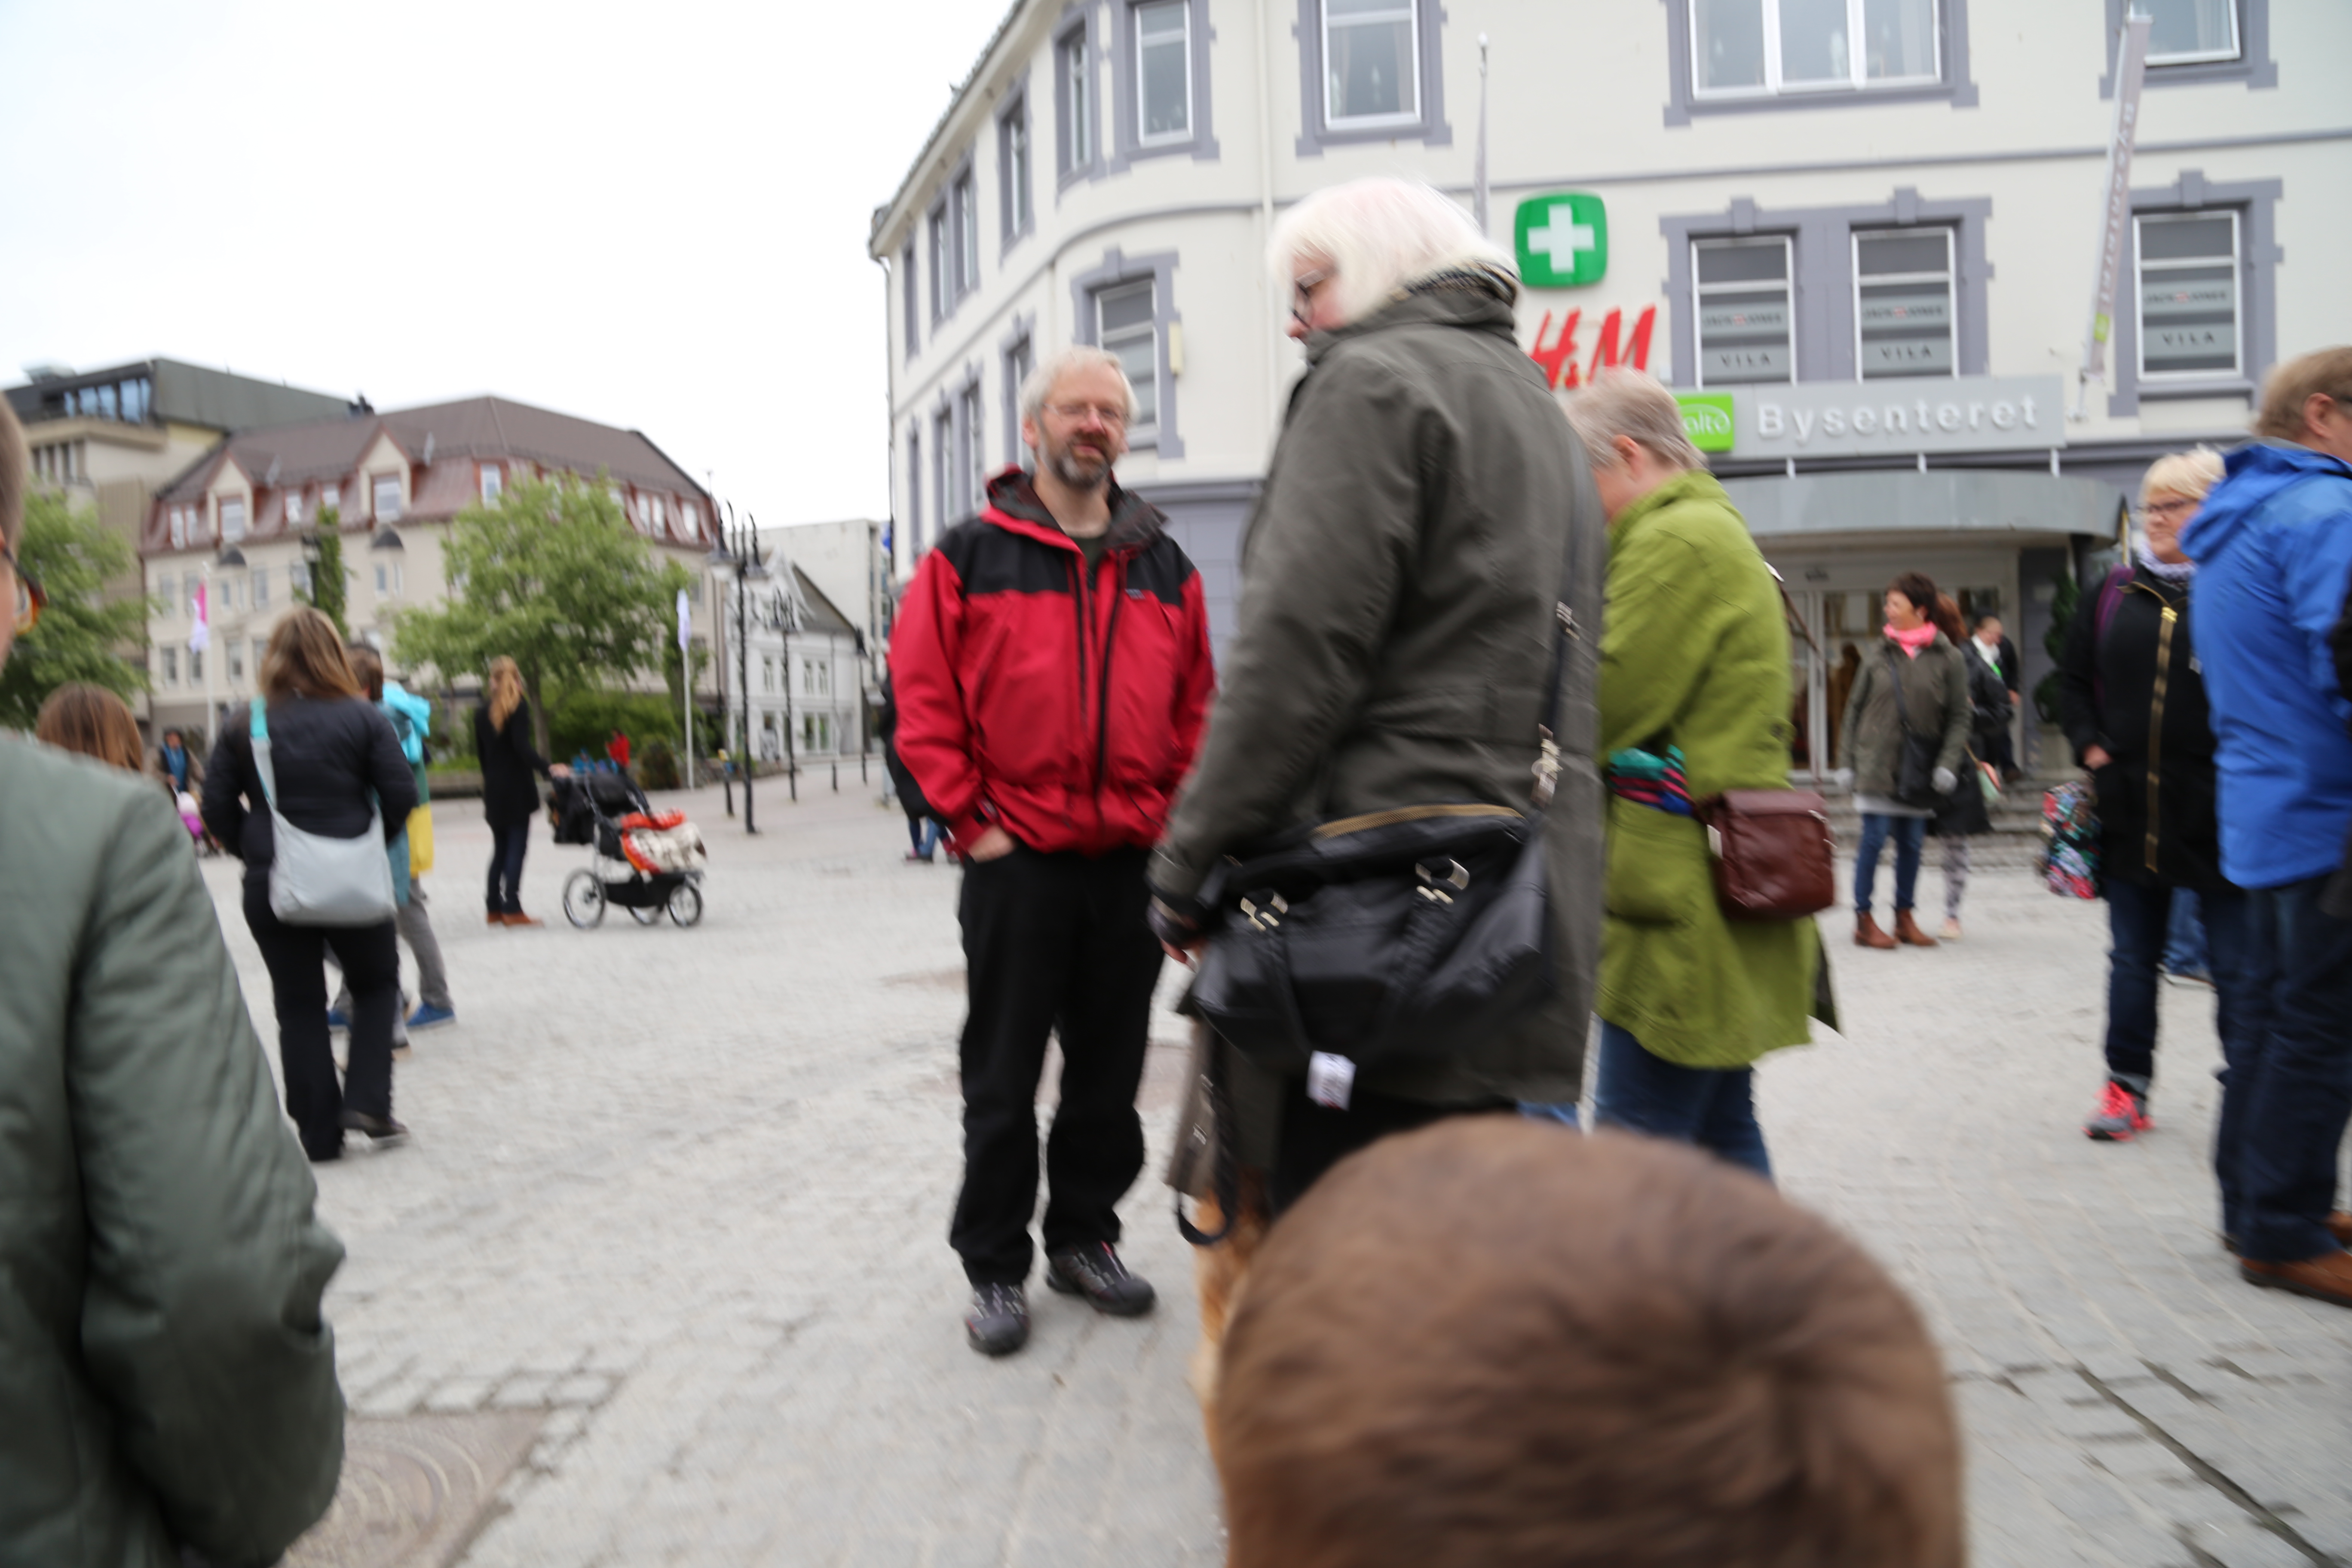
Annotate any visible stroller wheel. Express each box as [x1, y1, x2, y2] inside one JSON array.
[[667, 880, 704, 928], [628, 903, 663, 925], [562, 870, 606, 928]]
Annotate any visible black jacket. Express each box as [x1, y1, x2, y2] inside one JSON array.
[[202, 695, 418, 902], [2058, 564, 2223, 890], [475, 703, 550, 824], [1929, 650, 2005, 838], [873, 677, 931, 824]]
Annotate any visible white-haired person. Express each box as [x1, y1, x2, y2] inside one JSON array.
[[1147, 177, 1607, 1293], [2058, 449, 2256, 1146], [891, 343, 1217, 1356]]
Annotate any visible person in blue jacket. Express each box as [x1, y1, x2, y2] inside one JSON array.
[[2182, 346, 2352, 1309]]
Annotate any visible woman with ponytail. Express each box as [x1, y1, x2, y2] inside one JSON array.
[[474, 656, 568, 925]]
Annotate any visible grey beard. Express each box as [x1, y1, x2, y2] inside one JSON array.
[[1045, 444, 1111, 488]]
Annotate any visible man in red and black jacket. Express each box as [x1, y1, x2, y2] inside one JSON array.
[[891, 346, 1216, 1357]]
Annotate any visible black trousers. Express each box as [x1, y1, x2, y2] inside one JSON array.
[[245, 888, 400, 1159], [487, 818, 529, 914], [949, 844, 1164, 1286]]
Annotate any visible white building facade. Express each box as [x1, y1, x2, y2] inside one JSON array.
[[871, 0, 2350, 776]]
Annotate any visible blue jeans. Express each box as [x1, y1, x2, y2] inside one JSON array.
[[1592, 1020, 1771, 1179], [1853, 813, 1927, 916], [2211, 876, 2352, 1264], [2103, 880, 2253, 1093], [908, 816, 942, 858], [487, 819, 530, 915], [2162, 887, 2208, 975]]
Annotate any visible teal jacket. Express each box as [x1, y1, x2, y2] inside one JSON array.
[[1597, 472, 1822, 1068], [0, 735, 345, 1566]]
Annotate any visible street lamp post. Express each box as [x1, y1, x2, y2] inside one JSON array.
[[707, 517, 769, 834]]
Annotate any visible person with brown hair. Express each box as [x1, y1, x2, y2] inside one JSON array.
[[1838, 572, 1973, 949], [35, 681, 147, 773], [331, 646, 456, 1040], [1, 400, 348, 1563], [1215, 1119, 1964, 1568], [1922, 594, 1998, 940], [475, 654, 567, 926], [202, 606, 417, 1160]]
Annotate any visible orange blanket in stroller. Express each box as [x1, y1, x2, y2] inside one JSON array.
[[616, 811, 704, 875]]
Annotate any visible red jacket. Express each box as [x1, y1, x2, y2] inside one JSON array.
[[890, 470, 1216, 856]]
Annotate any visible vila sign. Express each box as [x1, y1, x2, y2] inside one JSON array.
[[1708, 376, 2067, 460], [1515, 193, 1608, 289]]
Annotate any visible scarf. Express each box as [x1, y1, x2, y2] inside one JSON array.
[[1887, 622, 1938, 659], [2133, 539, 2195, 584], [1604, 745, 1693, 816]]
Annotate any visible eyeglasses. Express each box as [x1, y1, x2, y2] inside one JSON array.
[[1042, 402, 1128, 428], [1, 537, 44, 634], [1291, 267, 1332, 325], [2140, 497, 2199, 520]]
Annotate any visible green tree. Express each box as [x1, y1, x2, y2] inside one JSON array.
[[392, 475, 693, 756], [0, 491, 152, 730], [2034, 571, 2080, 725], [292, 508, 351, 640]]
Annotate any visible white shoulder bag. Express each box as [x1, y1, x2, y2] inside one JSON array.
[[250, 698, 397, 926]]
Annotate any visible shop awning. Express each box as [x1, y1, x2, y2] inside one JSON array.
[[1720, 469, 2126, 544]]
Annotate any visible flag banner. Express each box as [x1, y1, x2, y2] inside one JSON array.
[[187, 582, 210, 652], [2082, 13, 2151, 386], [677, 587, 692, 651]]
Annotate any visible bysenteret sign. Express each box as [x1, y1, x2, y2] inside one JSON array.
[[1703, 375, 2067, 460]]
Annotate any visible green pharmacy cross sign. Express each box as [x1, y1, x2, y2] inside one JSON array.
[[1515, 193, 1608, 288]]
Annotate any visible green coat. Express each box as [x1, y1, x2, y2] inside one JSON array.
[[1597, 472, 1821, 1069], [0, 735, 345, 1568]]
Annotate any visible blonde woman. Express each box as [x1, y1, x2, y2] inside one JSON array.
[[474, 656, 568, 925]]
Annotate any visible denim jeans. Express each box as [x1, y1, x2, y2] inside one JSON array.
[[487, 819, 530, 914], [2162, 887, 2208, 975], [1853, 813, 1927, 916], [2211, 876, 2352, 1264], [907, 816, 942, 858], [1592, 1020, 1771, 1179]]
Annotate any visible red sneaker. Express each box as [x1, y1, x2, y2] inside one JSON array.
[[2085, 1080, 2152, 1142]]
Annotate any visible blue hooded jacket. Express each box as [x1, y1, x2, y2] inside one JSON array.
[[2180, 440, 2352, 889]]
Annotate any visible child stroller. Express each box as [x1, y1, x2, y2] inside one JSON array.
[[548, 772, 707, 928]]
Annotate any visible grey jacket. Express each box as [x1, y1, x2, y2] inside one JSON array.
[[1841, 632, 1974, 805], [0, 735, 346, 1567], [1152, 282, 1607, 1110]]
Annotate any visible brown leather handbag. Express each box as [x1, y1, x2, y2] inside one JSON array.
[[1697, 790, 1836, 921]]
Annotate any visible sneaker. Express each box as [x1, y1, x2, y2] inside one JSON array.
[[340, 1110, 410, 1148], [965, 1283, 1030, 1356], [2241, 1248, 2352, 1310], [2085, 1080, 2153, 1142], [325, 1008, 350, 1031], [407, 1004, 456, 1031], [2163, 968, 2213, 989], [1939, 918, 1963, 940], [1045, 1242, 1157, 1317]]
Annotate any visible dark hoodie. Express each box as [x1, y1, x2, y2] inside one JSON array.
[[2180, 440, 2352, 889]]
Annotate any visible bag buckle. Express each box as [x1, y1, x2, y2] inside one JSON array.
[[1415, 859, 1470, 904], [1240, 890, 1288, 930]]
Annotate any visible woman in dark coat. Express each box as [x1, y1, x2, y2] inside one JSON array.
[[475, 655, 568, 926], [875, 673, 940, 862], [1924, 594, 2000, 940], [202, 607, 418, 1160], [2058, 450, 2247, 1142]]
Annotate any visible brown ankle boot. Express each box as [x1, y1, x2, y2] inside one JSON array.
[[1855, 912, 1897, 949], [1894, 910, 1939, 947]]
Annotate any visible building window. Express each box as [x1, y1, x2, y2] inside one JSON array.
[[291, 560, 312, 597], [1690, 0, 1939, 98], [907, 426, 925, 555], [1059, 25, 1096, 176], [2144, 0, 2238, 64], [220, 496, 248, 543], [373, 475, 401, 521], [954, 170, 980, 296], [1854, 227, 1954, 379], [162, 647, 178, 685], [157, 574, 176, 616], [1325, 0, 1418, 125], [322, 483, 340, 514], [252, 567, 270, 608], [285, 491, 303, 527], [1096, 280, 1158, 436], [2136, 210, 2239, 381], [902, 241, 921, 356], [189, 649, 203, 683], [928, 203, 950, 322], [168, 506, 187, 549], [959, 382, 986, 508], [1003, 332, 1035, 467], [1694, 237, 1794, 386], [999, 92, 1034, 243], [481, 464, 503, 504], [933, 408, 955, 525], [2101, 0, 2272, 93], [230, 643, 245, 685], [803, 658, 831, 697], [763, 655, 777, 693], [1136, 1, 1192, 141], [803, 712, 832, 753], [682, 500, 700, 538]]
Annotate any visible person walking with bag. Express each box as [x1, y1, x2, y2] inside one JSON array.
[[475, 655, 567, 926], [1925, 594, 1999, 940], [201, 607, 416, 1161], [1564, 372, 1824, 1178], [335, 648, 456, 1035], [1841, 573, 1972, 949]]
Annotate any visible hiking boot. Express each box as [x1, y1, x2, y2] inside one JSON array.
[[1855, 912, 1897, 950], [340, 1110, 410, 1148], [2085, 1080, 2152, 1142], [1894, 910, 1938, 947], [965, 1283, 1030, 1356], [1045, 1243, 1157, 1317], [2240, 1248, 2352, 1310]]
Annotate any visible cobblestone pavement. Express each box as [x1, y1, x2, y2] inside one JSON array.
[[197, 784, 2351, 1567]]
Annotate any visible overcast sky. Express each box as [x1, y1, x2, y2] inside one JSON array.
[[0, 0, 1008, 532]]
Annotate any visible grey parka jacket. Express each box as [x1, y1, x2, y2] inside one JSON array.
[[1840, 631, 1975, 804], [1152, 282, 1607, 1115], [0, 735, 345, 1568]]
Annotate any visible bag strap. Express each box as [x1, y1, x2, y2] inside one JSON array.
[[248, 697, 279, 809], [1531, 508, 1591, 808], [1883, 643, 1918, 739]]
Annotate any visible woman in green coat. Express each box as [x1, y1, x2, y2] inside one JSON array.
[[1566, 374, 1823, 1178]]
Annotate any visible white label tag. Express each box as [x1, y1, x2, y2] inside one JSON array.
[[1306, 1052, 1357, 1111]]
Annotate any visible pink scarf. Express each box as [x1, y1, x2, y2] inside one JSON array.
[[1887, 622, 1938, 659]]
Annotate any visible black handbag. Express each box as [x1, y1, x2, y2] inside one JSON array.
[[1186, 539, 1583, 1087], [1884, 645, 1942, 808]]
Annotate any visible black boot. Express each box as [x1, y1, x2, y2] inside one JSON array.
[[965, 1283, 1030, 1356], [1045, 1243, 1156, 1317]]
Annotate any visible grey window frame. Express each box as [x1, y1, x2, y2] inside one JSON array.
[[1071, 246, 1185, 459], [1110, 0, 1219, 171], [932, 404, 956, 527], [902, 241, 920, 358], [954, 167, 980, 297], [1294, 0, 1451, 156], [906, 423, 925, 556], [2100, 0, 2274, 93], [957, 372, 987, 507], [1057, 9, 1104, 190], [927, 202, 950, 324], [2104, 170, 2281, 416], [1663, 190, 1991, 386], [2135, 208, 2241, 385], [1000, 315, 1037, 468], [1662, 0, 1978, 126], [997, 77, 1035, 254], [1692, 235, 1797, 388], [1852, 225, 1957, 381]]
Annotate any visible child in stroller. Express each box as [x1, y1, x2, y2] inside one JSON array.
[[548, 772, 707, 927]]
